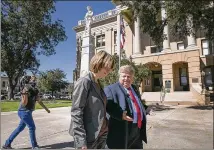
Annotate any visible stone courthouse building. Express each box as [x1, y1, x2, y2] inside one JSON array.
[[73, 1, 214, 104]]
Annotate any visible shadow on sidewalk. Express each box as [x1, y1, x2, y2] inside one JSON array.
[[24, 141, 74, 149], [40, 141, 74, 149], [185, 105, 213, 110], [148, 103, 175, 111]]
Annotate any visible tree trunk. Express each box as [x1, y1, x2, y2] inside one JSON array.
[[51, 91, 54, 98], [51, 91, 55, 102], [8, 85, 15, 100], [7, 73, 20, 100], [212, 40, 214, 54]]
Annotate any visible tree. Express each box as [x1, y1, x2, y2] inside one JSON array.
[[1, 0, 67, 99], [100, 55, 151, 88], [67, 83, 74, 98], [121, 0, 214, 46], [38, 69, 69, 98], [135, 63, 151, 88]]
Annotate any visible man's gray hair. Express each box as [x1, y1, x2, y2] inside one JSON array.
[[119, 65, 135, 75]]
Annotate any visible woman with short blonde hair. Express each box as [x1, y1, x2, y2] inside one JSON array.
[[90, 50, 115, 73], [70, 50, 115, 149]]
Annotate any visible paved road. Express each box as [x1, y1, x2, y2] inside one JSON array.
[[1, 105, 213, 149]]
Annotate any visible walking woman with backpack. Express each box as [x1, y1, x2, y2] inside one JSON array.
[[2, 75, 50, 149]]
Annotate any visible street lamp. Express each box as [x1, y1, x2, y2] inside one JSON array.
[[201, 70, 206, 94]]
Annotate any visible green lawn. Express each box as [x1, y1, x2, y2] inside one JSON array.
[[1, 100, 72, 112]]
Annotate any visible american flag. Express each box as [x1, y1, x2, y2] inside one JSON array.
[[120, 17, 125, 49]]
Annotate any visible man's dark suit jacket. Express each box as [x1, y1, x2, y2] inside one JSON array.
[[104, 82, 148, 149]]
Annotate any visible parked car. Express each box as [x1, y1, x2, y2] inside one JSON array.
[[1, 95, 7, 100], [43, 94, 52, 99], [39, 93, 43, 98], [14, 93, 21, 100], [60, 95, 71, 100]]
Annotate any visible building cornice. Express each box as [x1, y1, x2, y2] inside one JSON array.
[[73, 16, 117, 33], [76, 20, 117, 38], [73, 8, 119, 31], [73, 5, 132, 32]]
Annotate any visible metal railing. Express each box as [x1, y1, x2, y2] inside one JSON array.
[[160, 86, 167, 103]]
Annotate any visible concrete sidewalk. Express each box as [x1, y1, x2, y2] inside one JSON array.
[[1, 105, 213, 149], [144, 104, 213, 149]]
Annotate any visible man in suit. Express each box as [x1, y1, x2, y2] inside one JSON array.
[[104, 65, 150, 149], [69, 50, 115, 149]]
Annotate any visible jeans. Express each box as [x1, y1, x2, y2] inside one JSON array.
[[5, 110, 38, 148]]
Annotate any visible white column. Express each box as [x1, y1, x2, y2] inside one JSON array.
[[116, 12, 121, 55], [161, 1, 170, 50], [116, 8, 122, 68], [80, 34, 94, 77], [134, 17, 141, 54], [186, 15, 196, 48]]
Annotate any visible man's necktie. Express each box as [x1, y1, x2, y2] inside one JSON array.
[[127, 87, 142, 128]]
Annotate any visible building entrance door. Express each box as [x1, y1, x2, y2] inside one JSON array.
[[152, 71, 162, 91]]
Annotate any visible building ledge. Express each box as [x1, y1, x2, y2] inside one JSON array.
[[132, 48, 200, 59], [200, 54, 214, 58]]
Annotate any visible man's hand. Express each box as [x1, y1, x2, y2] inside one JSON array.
[[122, 111, 133, 121], [146, 106, 152, 115], [146, 107, 156, 116]]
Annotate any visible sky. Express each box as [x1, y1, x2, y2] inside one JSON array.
[[38, 1, 116, 82]]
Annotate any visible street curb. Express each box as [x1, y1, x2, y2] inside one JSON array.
[[1, 106, 70, 115], [146, 101, 198, 106]]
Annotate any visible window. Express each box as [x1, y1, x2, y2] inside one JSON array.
[[2, 81, 5, 88], [96, 34, 105, 47], [151, 46, 162, 53], [144, 79, 150, 86], [151, 47, 156, 53], [179, 68, 188, 86], [201, 39, 213, 55], [154, 78, 161, 86], [114, 31, 117, 45], [204, 67, 213, 86], [177, 43, 185, 50]]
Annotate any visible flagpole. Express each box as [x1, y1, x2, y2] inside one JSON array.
[[117, 10, 121, 70]]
